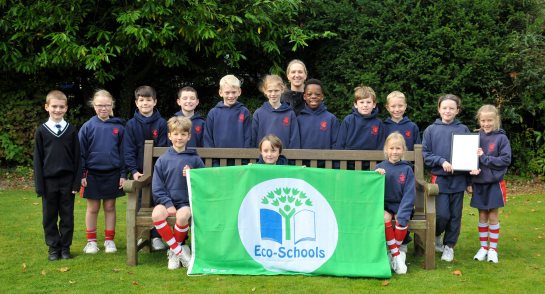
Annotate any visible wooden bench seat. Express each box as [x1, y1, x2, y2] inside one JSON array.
[[124, 140, 438, 269]]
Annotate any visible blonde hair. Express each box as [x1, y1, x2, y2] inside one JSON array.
[[386, 91, 406, 105], [167, 116, 192, 133], [219, 74, 241, 90], [383, 132, 407, 160], [285, 59, 307, 76], [259, 74, 286, 94], [354, 85, 376, 103], [90, 89, 115, 116], [259, 134, 283, 154], [46, 90, 67, 105], [476, 104, 501, 131]]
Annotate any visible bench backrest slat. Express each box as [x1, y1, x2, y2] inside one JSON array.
[[140, 140, 426, 213]]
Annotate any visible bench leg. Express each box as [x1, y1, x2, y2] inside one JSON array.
[[424, 217, 436, 269]]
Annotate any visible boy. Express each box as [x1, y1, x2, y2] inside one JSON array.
[[383, 91, 421, 151], [124, 85, 168, 251], [174, 86, 205, 148], [297, 78, 339, 149], [34, 90, 81, 260], [335, 85, 385, 169], [152, 116, 205, 269], [335, 85, 385, 150], [204, 74, 251, 149]]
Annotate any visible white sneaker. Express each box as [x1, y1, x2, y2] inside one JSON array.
[[151, 237, 167, 251], [167, 249, 181, 270], [441, 245, 454, 262], [104, 240, 117, 253], [393, 255, 407, 274], [387, 252, 394, 270], [178, 245, 192, 268], [399, 244, 408, 253], [398, 251, 406, 265], [83, 241, 100, 254], [435, 235, 444, 253], [473, 247, 488, 261], [487, 249, 499, 263]]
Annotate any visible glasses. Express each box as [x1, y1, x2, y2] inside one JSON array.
[[94, 104, 112, 109]]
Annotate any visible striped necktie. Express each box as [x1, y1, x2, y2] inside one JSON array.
[[55, 124, 62, 135]]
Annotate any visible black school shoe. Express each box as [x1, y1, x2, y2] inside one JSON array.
[[48, 247, 61, 261], [61, 247, 72, 259]]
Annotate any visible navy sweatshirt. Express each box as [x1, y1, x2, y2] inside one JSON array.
[[335, 107, 385, 150], [422, 118, 470, 192], [79, 116, 126, 177], [152, 147, 205, 208], [251, 102, 300, 148], [34, 122, 82, 196], [203, 101, 251, 148], [472, 129, 511, 184], [174, 111, 206, 148], [297, 104, 339, 149], [124, 110, 168, 175], [281, 90, 305, 116], [376, 160, 416, 226], [384, 116, 421, 151]]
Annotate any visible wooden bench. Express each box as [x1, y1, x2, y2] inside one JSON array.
[[123, 140, 438, 269]]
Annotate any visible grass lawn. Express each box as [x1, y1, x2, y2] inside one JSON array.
[[0, 189, 543, 293]]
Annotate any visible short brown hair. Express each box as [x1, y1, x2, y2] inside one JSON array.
[[134, 85, 156, 100], [167, 116, 192, 133], [46, 90, 67, 105], [354, 85, 376, 103], [177, 86, 198, 99], [437, 94, 461, 110], [259, 134, 283, 154]]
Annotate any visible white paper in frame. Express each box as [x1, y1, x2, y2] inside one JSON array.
[[450, 133, 480, 171]]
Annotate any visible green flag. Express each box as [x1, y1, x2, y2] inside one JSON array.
[[187, 164, 390, 278]]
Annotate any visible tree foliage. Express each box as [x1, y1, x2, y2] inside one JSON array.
[[300, 0, 545, 175]]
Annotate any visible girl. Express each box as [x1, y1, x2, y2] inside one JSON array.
[[375, 132, 415, 274], [280, 59, 308, 115], [470, 105, 511, 263], [251, 75, 300, 148], [422, 94, 470, 262], [79, 89, 126, 254], [257, 135, 288, 165]]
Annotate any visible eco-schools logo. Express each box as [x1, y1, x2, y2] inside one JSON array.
[[238, 178, 338, 273]]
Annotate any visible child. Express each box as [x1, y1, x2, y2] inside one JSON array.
[[252, 74, 300, 148], [297, 78, 339, 149], [383, 91, 421, 151], [79, 89, 126, 254], [257, 134, 288, 165], [422, 94, 470, 262], [335, 85, 385, 169], [281, 59, 308, 115], [469, 105, 511, 263], [152, 116, 205, 269], [204, 75, 251, 166], [174, 86, 205, 148], [34, 90, 81, 261], [124, 85, 169, 251], [375, 132, 415, 274]]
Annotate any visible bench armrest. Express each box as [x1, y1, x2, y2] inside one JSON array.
[[416, 179, 439, 214], [123, 174, 152, 193]]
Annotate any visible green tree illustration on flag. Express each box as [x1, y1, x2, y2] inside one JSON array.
[[261, 187, 313, 241]]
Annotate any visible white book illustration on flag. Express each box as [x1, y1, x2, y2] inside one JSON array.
[[293, 209, 316, 244]]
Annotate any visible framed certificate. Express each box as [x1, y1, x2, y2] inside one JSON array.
[[451, 133, 479, 171]]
